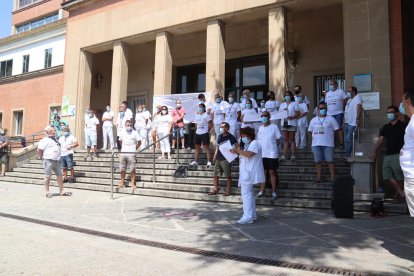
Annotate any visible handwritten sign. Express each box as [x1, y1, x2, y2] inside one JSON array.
[[359, 92, 380, 110]]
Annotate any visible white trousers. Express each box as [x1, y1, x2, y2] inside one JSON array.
[[240, 184, 256, 221], [214, 124, 221, 141], [137, 127, 149, 149], [405, 177, 414, 217], [295, 125, 307, 148], [157, 132, 170, 153], [228, 124, 238, 138], [102, 126, 114, 149]]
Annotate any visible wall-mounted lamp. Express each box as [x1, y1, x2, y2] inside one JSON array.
[[287, 50, 298, 70]]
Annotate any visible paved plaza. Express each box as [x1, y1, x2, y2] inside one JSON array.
[[0, 181, 413, 275]]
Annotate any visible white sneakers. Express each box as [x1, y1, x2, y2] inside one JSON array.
[[206, 161, 212, 167], [190, 160, 198, 166], [272, 191, 278, 199], [236, 218, 253, 224]]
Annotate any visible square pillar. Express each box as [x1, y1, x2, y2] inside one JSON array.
[[110, 41, 129, 120], [268, 7, 287, 100], [206, 20, 225, 94], [74, 50, 93, 146], [154, 32, 173, 95]]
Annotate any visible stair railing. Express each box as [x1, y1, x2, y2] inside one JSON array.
[[110, 133, 178, 199]]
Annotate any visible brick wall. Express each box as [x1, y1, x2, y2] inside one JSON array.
[[12, 0, 63, 26], [0, 71, 64, 136]]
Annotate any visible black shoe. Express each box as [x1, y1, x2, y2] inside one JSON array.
[[69, 177, 76, 183], [63, 178, 68, 183]]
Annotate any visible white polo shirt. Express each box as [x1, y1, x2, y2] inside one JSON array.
[[38, 137, 61, 161]]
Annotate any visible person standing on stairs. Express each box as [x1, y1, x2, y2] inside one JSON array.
[[37, 125, 71, 198], [326, 80, 348, 148], [190, 103, 212, 167], [279, 91, 300, 161], [102, 105, 115, 150], [59, 125, 78, 183], [230, 127, 265, 224], [118, 120, 141, 189], [116, 102, 133, 151], [0, 127, 9, 177], [84, 109, 100, 160], [155, 106, 173, 159], [171, 100, 186, 150], [344, 86, 362, 159], [224, 92, 241, 139], [211, 93, 228, 142]]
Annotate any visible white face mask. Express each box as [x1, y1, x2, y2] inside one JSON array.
[[137, 109, 143, 113], [161, 110, 167, 115]]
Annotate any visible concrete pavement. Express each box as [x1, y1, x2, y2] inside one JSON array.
[[0, 181, 413, 275]]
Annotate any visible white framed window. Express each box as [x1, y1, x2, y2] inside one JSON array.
[[44, 48, 53, 69], [18, 0, 41, 9], [0, 59, 13, 78], [16, 13, 59, 34], [22, 55, 30, 73], [13, 111, 24, 136]]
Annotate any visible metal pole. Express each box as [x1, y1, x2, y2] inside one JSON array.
[[153, 140, 156, 184], [176, 129, 179, 165], [110, 152, 114, 200]]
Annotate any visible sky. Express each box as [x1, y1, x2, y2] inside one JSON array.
[[0, 1, 13, 39]]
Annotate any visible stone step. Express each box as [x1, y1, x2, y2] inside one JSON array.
[[1, 177, 333, 209]]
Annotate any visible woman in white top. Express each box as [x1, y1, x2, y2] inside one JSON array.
[[241, 99, 259, 134], [156, 106, 173, 159], [295, 95, 309, 149], [230, 127, 265, 224], [135, 104, 151, 150], [279, 91, 300, 161], [151, 105, 162, 150]]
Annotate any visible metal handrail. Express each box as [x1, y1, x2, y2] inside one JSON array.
[[7, 129, 45, 152], [352, 111, 365, 157], [110, 132, 178, 199]]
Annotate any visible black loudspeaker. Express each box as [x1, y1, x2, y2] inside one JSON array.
[[332, 175, 354, 218]]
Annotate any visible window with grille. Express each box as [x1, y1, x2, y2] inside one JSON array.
[[314, 74, 346, 104], [22, 55, 30, 73]]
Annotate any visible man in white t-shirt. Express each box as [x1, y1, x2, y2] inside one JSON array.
[[37, 126, 71, 198], [116, 102, 133, 150], [344, 86, 363, 158], [190, 103, 212, 167], [224, 92, 241, 138], [326, 80, 348, 148], [308, 102, 339, 183], [118, 120, 141, 189], [240, 89, 258, 111], [58, 126, 79, 183], [102, 105, 115, 150], [256, 111, 281, 199], [84, 109, 100, 160], [211, 93, 228, 141], [399, 89, 414, 217]]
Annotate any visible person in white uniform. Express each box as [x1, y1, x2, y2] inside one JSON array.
[[326, 80, 348, 148], [37, 126, 71, 198], [279, 91, 300, 161], [240, 89, 258, 111], [118, 120, 141, 189], [344, 86, 362, 158], [198, 93, 212, 114], [84, 109, 100, 159], [211, 93, 228, 141], [224, 92, 241, 138], [230, 127, 265, 224], [116, 103, 133, 151], [294, 85, 310, 108], [256, 111, 281, 199], [241, 99, 259, 134], [102, 105, 115, 150], [135, 105, 151, 150], [399, 89, 414, 217], [295, 94, 309, 149], [155, 106, 173, 159]]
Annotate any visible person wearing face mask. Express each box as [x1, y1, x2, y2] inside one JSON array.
[[279, 91, 300, 161], [209, 122, 238, 196], [294, 85, 310, 108], [151, 105, 162, 150], [240, 89, 258, 111], [102, 105, 115, 150], [308, 102, 339, 183], [0, 127, 9, 177], [230, 127, 265, 224], [256, 112, 281, 199], [295, 94, 309, 150], [171, 100, 186, 150], [399, 89, 414, 217], [211, 93, 229, 141], [224, 92, 241, 138], [118, 120, 141, 189], [58, 126, 79, 183], [344, 86, 363, 159], [313, 91, 327, 116], [156, 106, 173, 159], [84, 109, 100, 160], [326, 80, 347, 148], [116, 102, 133, 151], [190, 103, 213, 167], [37, 126, 71, 198], [370, 106, 408, 202], [197, 93, 212, 114], [241, 99, 259, 129], [135, 104, 150, 150]]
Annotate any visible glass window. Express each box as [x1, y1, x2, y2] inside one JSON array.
[[18, 0, 40, 9], [175, 63, 205, 94], [243, 65, 266, 86], [15, 13, 59, 34], [197, 73, 205, 92], [44, 49, 52, 68], [0, 59, 13, 78], [181, 76, 187, 93], [0, 112, 3, 128], [22, 55, 30, 73], [13, 111, 23, 136]]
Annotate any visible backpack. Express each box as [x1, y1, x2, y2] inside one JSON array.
[[173, 165, 188, 178], [370, 198, 386, 217]]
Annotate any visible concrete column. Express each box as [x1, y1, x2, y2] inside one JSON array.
[[206, 20, 225, 94], [110, 41, 129, 120], [74, 50, 93, 146], [153, 32, 172, 95], [268, 7, 287, 100]]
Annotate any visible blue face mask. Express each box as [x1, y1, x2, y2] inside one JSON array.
[[228, 97, 234, 103], [241, 137, 250, 144], [219, 127, 224, 135], [198, 107, 204, 113], [346, 92, 352, 98], [261, 117, 268, 124], [260, 102, 265, 108], [63, 132, 69, 137], [386, 113, 395, 121], [319, 108, 327, 116], [120, 111, 125, 117], [399, 102, 406, 115], [199, 100, 205, 104], [216, 98, 221, 103], [320, 97, 325, 103], [296, 97, 302, 103], [329, 85, 335, 91], [245, 103, 252, 109], [285, 96, 291, 102], [126, 127, 132, 132]]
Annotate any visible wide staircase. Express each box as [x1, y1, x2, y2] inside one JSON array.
[[1, 148, 407, 213]]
